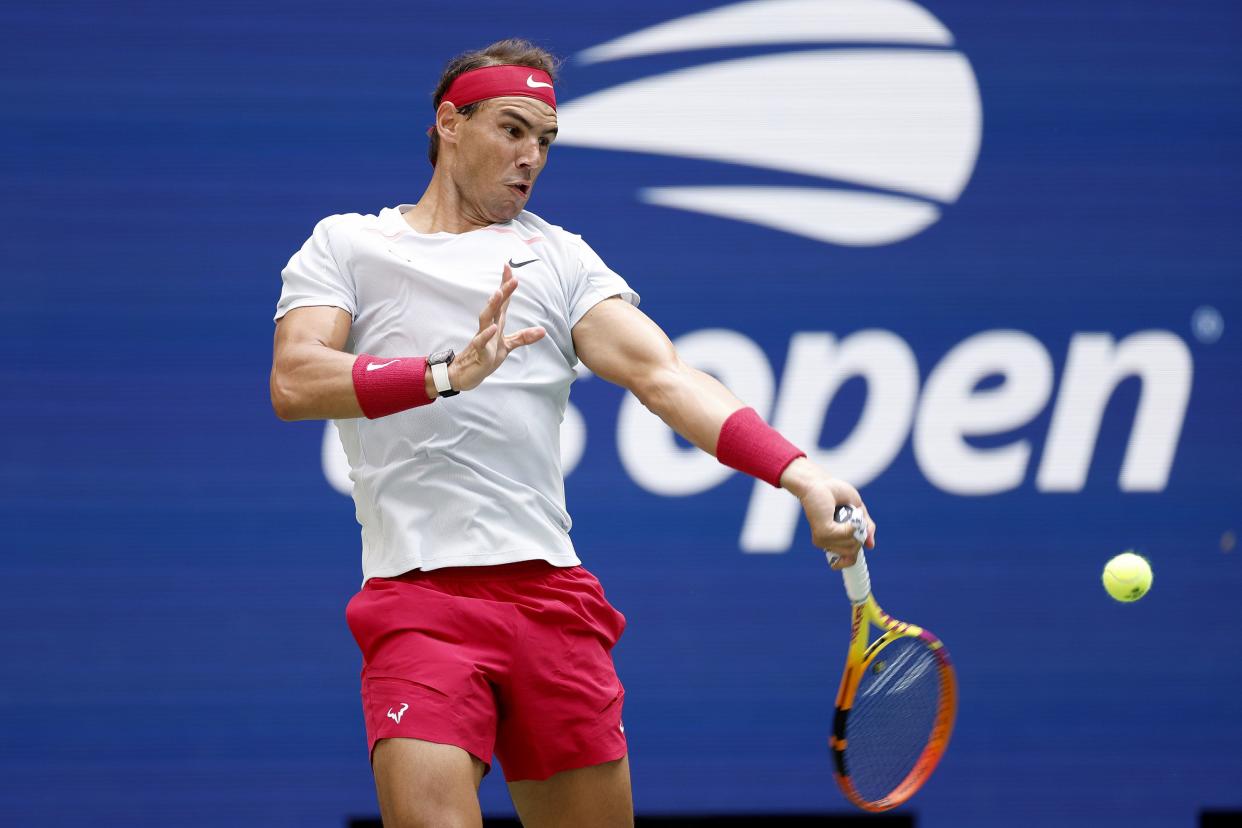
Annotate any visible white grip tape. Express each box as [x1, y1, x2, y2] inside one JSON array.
[[838, 548, 871, 604]]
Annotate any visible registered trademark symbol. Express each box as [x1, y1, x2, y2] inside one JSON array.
[[1191, 306, 1223, 344]]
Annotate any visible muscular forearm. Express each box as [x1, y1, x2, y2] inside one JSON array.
[[270, 342, 438, 421], [634, 361, 747, 454], [639, 362, 832, 495]]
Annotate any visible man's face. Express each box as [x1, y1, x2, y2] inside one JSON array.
[[451, 96, 558, 223]]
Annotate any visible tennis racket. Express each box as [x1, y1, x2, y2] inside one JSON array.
[[825, 504, 957, 812]]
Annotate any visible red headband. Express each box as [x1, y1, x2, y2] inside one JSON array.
[[441, 65, 556, 110]]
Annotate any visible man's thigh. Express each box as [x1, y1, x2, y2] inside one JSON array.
[[372, 737, 487, 828], [495, 565, 628, 781], [507, 756, 633, 828]]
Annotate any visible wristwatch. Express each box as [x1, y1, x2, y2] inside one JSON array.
[[427, 349, 459, 398]]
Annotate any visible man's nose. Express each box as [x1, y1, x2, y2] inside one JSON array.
[[516, 139, 541, 168]]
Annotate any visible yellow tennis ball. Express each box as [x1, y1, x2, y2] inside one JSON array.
[[1102, 552, 1153, 602]]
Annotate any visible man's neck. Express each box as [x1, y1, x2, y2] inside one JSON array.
[[402, 169, 498, 235]]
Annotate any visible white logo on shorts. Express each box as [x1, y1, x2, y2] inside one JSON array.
[[387, 703, 409, 724]]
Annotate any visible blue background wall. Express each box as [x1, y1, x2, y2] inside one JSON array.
[[3, 1, 1240, 826]]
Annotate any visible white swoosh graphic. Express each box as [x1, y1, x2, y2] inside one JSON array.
[[526, 74, 554, 88], [641, 186, 940, 247], [578, 0, 952, 64], [556, 50, 981, 202]]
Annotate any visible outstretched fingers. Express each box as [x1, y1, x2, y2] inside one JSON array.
[[503, 326, 546, 350], [477, 266, 519, 331], [470, 322, 499, 350], [478, 288, 504, 332], [496, 265, 517, 333]]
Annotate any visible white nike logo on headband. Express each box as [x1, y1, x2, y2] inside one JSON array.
[[526, 75, 553, 89]]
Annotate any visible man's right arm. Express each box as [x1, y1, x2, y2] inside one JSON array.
[[272, 306, 385, 421], [270, 265, 545, 422]]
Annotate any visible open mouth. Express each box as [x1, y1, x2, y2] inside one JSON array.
[[507, 183, 530, 197]]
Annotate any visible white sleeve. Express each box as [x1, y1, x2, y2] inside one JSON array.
[[274, 215, 358, 322], [566, 236, 640, 328]]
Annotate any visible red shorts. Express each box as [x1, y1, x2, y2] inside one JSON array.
[[344, 560, 628, 782]]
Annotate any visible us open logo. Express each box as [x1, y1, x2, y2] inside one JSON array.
[[556, 0, 983, 247]]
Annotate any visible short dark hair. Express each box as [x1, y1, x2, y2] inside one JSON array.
[[427, 39, 561, 167]]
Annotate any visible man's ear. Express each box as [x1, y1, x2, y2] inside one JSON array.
[[435, 100, 464, 148]]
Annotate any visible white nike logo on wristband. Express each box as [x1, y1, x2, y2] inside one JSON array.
[[366, 359, 399, 372]]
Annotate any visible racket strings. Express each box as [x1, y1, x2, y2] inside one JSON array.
[[843, 637, 943, 803]]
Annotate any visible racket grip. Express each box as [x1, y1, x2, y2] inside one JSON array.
[[836, 548, 871, 604], [827, 504, 872, 603]]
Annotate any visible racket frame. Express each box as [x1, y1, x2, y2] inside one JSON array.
[[829, 548, 958, 812]]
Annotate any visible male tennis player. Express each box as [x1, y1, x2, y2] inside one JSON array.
[[271, 39, 876, 828]]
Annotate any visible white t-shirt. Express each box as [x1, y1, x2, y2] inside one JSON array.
[[275, 204, 639, 582]]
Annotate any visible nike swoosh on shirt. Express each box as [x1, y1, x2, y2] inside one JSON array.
[[526, 75, 553, 89], [366, 359, 399, 372], [508, 258, 540, 268]]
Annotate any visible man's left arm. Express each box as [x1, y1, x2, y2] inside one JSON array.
[[572, 297, 876, 564]]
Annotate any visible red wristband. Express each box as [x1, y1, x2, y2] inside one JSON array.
[[716, 407, 806, 488], [352, 354, 433, 419]]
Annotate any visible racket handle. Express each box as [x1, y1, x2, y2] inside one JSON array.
[[827, 504, 872, 603], [833, 548, 871, 604]]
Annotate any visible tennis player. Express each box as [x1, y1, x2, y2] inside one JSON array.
[[271, 39, 876, 828]]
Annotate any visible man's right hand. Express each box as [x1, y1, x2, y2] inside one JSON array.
[[780, 458, 877, 568], [449, 263, 547, 392]]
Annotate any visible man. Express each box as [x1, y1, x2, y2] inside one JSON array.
[[271, 39, 875, 828]]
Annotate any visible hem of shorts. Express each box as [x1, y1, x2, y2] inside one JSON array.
[[369, 733, 494, 777], [363, 549, 581, 585], [502, 743, 629, 783]]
